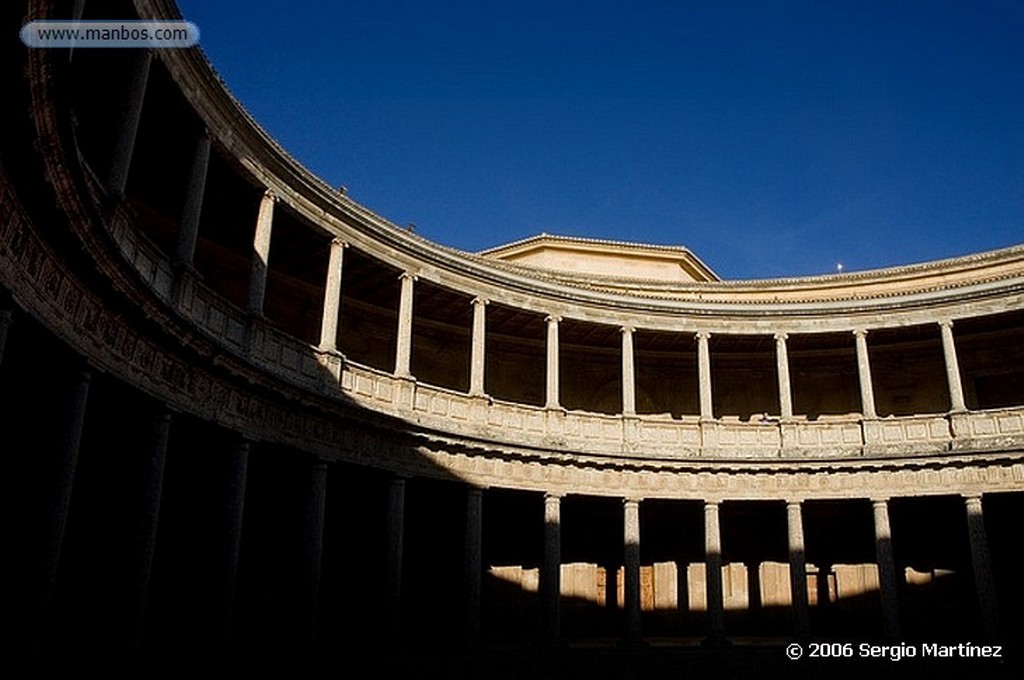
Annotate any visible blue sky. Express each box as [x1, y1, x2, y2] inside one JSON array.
[[176, 0, 1023, 279]]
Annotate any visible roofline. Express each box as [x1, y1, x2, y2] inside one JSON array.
[[478, 232, 721, 281]]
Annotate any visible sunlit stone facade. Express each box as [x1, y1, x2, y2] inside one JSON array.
[[4, 0, 1023, 670]]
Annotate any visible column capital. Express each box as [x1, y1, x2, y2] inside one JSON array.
[[622, 496, 643, 506], [870, 496, 891, 507], [261, 189, 278, 202], [398, 271, 418, 283], [785, 498, 804, 508], [962, 493, 984, 504], [938, 319, 955, 330], [543, 491, 564, 501], [330, 237, 349, 248], [545, 314, 562, 325], [620, 325, 635, 335], [471, 296, 489, 307], [852, 328, 869, 338], [695, 331, 712, 341], [774, 332, 789, 342]]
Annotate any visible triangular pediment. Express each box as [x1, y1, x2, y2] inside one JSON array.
[[479, 234, 719, 283]]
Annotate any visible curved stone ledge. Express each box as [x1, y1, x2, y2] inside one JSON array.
[[413, 435, 1024, 501]]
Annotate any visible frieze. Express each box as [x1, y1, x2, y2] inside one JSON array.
[[405, 442, 1024, 500]]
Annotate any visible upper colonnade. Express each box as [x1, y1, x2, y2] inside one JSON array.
[[4, 0, 1024, 501]]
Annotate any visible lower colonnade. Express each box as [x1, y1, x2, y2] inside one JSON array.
[[4, 307, 1017, 657]]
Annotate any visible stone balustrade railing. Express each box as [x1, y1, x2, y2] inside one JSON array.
[[337, 360, 1024, 459]]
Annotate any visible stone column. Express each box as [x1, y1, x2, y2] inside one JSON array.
[[217, 438, 249, 643], [621, 326, 636, 416], [0, 302, 12, 369], [939, 321, 967, 412], [128, 407, 171, 646], [963, 495, 1000, 638], [318, 239, 347, 352], [704, 501, 725, 641], [746, 562, 761, 611], [775, 333, 793, 419], [545, 316, 561, 409], [303, 458, 328, 643], [623, 498, 642, 640], [173, 131, 211, 269], [106, 49, 152, 199], [786, 500, 810, 637], [872, 498, 900, 639], [394, 273, 416, 378], [696, 332, 714, 420], [469, 298, 488, 397], [541, 492, 562, 643], [385, 476, 406, 638], [464, 487, 483, 641], [816, 563, 833, 613], [854, 329, 877, 419], [247, 190, 276, 316], [38, 367, 92, 631], [605, 563, 618, 611], [677, 561, 689, 615]]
